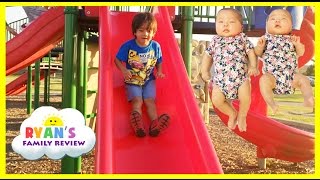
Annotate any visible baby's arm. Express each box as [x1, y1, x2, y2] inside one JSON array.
[[200, 52, 213, 81], [291, 35, 305, 57], [254, 36, 266, 57], [247, 49, 260, 76]]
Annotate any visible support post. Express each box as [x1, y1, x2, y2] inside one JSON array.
[[61, 6, 81, 174], [180, 6, 194, 78]]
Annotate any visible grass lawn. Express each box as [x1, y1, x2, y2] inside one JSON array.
[[208, 88, 315, 125], [268, 88, 314, 125], [6, 71, 62, 94]]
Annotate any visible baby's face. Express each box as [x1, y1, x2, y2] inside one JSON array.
[[216, 10, 242, 37], [266, 9, 292, 35]]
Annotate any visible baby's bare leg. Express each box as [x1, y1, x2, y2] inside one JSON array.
[[292, 73, 314, 107], [237, 80, 251, 132], [260, 73, 279, 114], [211, 85, 237, 130]]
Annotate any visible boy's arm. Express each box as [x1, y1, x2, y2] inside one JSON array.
[[114, 58, 131, 79], [156, 62, 165, 78], [200, 53, 213, 81]]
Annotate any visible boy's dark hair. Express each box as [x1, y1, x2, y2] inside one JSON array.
[[132, 12, 157, 36]]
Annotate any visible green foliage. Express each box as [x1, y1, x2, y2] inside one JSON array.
[[305, 64, 315, 76]]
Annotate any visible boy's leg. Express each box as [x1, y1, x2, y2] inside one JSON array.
[[126, 84, 146, 137], [142, 80, 157, 120], [211, 85, 237, 130], [142, 80, 170, 137], [144, 98, 157, 121], [237, 80, 251, 132], [144, 98, 170, 137], [149, 113, 170, 137], [259, 73, 278, 114], [292, 73, 314, 107], [130, 109, 146, 137]]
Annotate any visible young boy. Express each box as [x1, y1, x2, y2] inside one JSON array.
[[114, 12, 170, 137]]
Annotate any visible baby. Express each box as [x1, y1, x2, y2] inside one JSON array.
[[254, 9, 314, 114], [201, 8, 259, 132]]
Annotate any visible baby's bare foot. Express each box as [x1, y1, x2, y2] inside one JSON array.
[[237, 115, 247, 132], [303, 97, 314, 107], [227, 111, 238, 130]]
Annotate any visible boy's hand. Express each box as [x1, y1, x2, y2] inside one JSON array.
[[248, 66, 260, 77], [156, 72, 165, 78], [122, 69, 132, 80]]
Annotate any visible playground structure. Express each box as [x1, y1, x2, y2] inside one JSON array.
[[6, 6, 314, 174]]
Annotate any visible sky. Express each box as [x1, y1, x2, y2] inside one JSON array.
[[5, 6, 27, 23]]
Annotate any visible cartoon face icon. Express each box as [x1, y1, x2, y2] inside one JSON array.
[[43, 115, 64, 126]]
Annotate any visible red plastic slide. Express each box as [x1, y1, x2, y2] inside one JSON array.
[[95, 7, 223, 174], [213, 7, 315, 162], [6, 69, 56, 96], [6, 7, 65, 76]]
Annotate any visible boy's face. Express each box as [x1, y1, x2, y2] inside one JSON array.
[[134, 23, 156, 47], [216, 10, 242, 37], [267, 9, 292, 35]]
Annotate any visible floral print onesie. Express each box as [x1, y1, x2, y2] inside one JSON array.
[[206, 33, 254, 99], [261, 33, 298, 95]]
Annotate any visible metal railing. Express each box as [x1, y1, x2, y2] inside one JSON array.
[[179, 6, 254, 30], [6, 17, 28, 41], [110, 6, 151, 12], [110, 6, 255, 31]]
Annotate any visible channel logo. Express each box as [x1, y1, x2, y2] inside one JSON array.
[[11, 106, 96, 160]]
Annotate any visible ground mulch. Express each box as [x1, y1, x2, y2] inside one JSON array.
[[6, 94, 314, 174]]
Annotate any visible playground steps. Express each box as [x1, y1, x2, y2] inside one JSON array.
[[85, 39, 99, 131]]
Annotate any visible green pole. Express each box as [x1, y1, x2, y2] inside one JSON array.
[[77, 31, 85, 115], [83, 32, 88, 123], [180, 6, 194, 78], [44, 68, 48, 105], [26, 66, 32, 114], [34, 61, 40, 109], [48, 52, 51, 104], [61, 6, 81, 174]]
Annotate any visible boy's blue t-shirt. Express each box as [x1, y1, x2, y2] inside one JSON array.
[[116, 39, 163, 86]]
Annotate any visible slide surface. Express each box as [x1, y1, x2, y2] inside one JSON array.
[[95, 7, 223, 174], [214, 7, 315, 162], [6, 69, 56, 96], [6, 7, 65, 76]]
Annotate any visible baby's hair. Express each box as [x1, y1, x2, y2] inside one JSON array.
[[131, 12, 157, 36], [217, 8, 243, 25], [266, 9, 293, 23]]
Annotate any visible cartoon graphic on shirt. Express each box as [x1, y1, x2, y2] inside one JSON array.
[[126, 49, 157, 86]]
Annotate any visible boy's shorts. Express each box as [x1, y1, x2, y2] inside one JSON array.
[[125, 80, 156, 101]]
